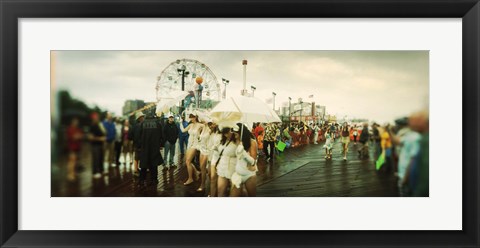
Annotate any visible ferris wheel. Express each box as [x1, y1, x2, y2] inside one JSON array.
[[155, 59, 221, 104]]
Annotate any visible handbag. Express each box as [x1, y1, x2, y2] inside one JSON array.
[[276, 141, 287, 152], [214, 140, 231, 168]]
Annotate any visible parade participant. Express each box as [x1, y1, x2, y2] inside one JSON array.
[[215, 125, 239, 197], [138, 113, 164, 186], [197, 121, 215, 192], [131, 112, 145, 175], [122, 119, 133, 166], [114, 118, 123, 166], [401, 111, 429, 197], [372, 123, 382, 161], [66, 117, 83, 182], [379, 124, 394, 173], [340, 122, 350, 161], [231, 123, 258, 197], [306, 124, 313, 144], [257, 130, 264, 155], [313, 123, 320, 144], [254, 122, 264, 138], [323, 131, 334, 159], [179, 113, 203, 186], [408, 110, 429, 197], [178, 115, 189, 156], [208, 123, 222, 197], [298, 122, 305, 145], [329, 123, 336, 140], [388, 117, 420, 196], [102, 112, 116, 167], [352, 125, 359, 145], [263, 123, 277, 162], [88, 112, 106, 179], [282, 126, 292, 148], [358, 123, 370, 159], [293, 123, 300, 147], [163, 114, 179, 170]]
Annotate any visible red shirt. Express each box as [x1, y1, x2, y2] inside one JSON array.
[[67, 126, 82, 152], [254, 125, 264, 138]]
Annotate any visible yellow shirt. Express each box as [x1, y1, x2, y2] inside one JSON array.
[[381, 131, 392, 149]]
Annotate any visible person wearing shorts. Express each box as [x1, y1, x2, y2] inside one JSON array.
[[340, 122, 350, 161]]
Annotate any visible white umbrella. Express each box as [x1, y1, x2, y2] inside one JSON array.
[[155, 90, 189, 116], [210, 95, 281, 127], [187, 108, 212, 123]]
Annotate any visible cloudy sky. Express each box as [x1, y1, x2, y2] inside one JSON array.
[[52, 50, 428, 123]]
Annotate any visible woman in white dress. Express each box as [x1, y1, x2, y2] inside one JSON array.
[[231, 123, 258, 197], [208, 124, 222, 197], [215, 125, 239, 197], [197, 122, 217, 192], [179, 113, 203, 186]]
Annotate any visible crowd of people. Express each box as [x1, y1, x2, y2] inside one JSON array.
[[63, 109, 429, 197]]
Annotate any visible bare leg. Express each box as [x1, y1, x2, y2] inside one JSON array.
[[122, 147, 127, 165], [184, 148, 197, 185], [230, 184, 242, 197], [197, 154, 208, 191], [134, 159, 139, 173], [209, 163, 218, 197], [217, 176, 229, 197], [245, 175, 257, 196], [67, 152, 76, 181]]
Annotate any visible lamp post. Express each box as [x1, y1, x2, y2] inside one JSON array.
[[251, 85, 256, 96], [177, 64, 189, 116], [288, 97, 292, 123], [272, 92, 276, 111], [222, 78, 229, 99], [300, 100, 303, 122], [242, 60, 248, 95]]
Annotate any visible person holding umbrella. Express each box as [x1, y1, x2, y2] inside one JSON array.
[[231, 123, 258, 197]]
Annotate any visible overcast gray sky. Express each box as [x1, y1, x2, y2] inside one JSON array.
[[53, 50, 428, 123]]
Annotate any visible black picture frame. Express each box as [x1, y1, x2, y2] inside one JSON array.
[[1, 0, 478, 247]]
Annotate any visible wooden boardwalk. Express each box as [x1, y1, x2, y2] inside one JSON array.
[[52, 139, 398, 197]]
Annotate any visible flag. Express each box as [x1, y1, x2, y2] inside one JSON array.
[[308, 95, 314, 98], [376, 153, 385, 170], [222, 88, 226, 99], [265, 97, 273, 104]]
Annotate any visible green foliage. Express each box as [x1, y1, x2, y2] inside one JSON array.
[[58, 90, 106, 126]]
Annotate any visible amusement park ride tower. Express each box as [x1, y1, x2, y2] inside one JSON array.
[[155, 59, 221, 115]]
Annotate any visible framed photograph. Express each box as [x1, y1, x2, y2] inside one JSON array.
[[1, 0, 479, 247]]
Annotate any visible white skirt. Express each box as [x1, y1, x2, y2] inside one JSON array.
[[216, 156, 237, 179]]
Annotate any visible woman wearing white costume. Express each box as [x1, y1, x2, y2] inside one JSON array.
[[179, 112, 203, 186], [230, 123, 258, 197], [208, 125, 222, 197], [197, 121, 217, 192], [215, 125, 239, 197]]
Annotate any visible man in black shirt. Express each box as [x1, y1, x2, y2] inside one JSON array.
[[88, 112, 106, 179], [163, 114, 179, 169], [131, 112, 145, 175], [372, 123, 381, 161]]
